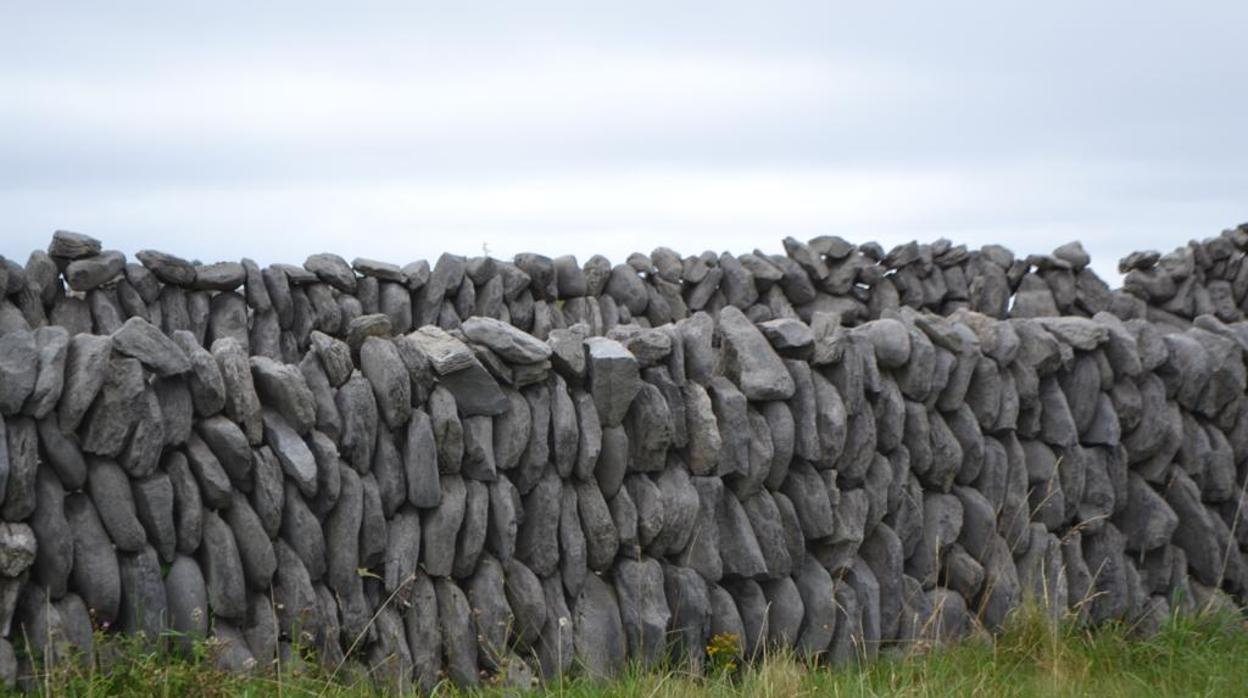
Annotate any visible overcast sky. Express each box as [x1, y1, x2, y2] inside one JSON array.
[[2, 2, 1245, 282]]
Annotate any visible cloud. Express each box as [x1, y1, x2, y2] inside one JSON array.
[[0, 1, 1245, 282]]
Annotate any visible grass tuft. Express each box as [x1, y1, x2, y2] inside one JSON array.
[[8, 604, 1248, 697]]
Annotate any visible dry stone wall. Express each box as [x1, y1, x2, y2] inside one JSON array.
[[0, 226, 1247, 688]]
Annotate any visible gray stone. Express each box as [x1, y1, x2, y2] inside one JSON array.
[[400, 410, 441, 508], [132, 473, 177, 563], [172, 333, 227, 417], [87, 458, 146, 552], [165, 452, 204, 555], [250, 356, 316, 433], [0, 418, 35, 520], [164, 555, 210, 654], [200, 510, 247, 620], [298, 353, 342, 440], [50, 230, 102, 259], [248, 447, 284, 538], [585, 337, 641, 428], [576, 480, 619, 571], [213, 338, 263, 443], [360, 337, 412, 429], [742, 492, 791, 578], [854, 318, 911, 368], [434, 578, 478, 686], [491, 390, 530, 475], [402, 572, 441, 692], [462, 315, 553, 364], [136, 249, 196, 285], [23, 326, 67, 419], [781, 460, 835, 539], [117, 545, 169, 640], [422, 474, 466, 577], [56, 335, 115, 440], [281, 482, 326, 581], [625, 382, 672, 474], [574, 573, 628, 680], [65, 250, 126, 291], [153, 376, 193, 446], [613, 557, 670, 666], [440, 359, 510, 416], [193, 261, 245, 291], [793, 555, 837, 656], [304, 253, 357, 293], [717, 306, 795, 400], [680, 382, 721, 476], [517, 471, 561, 577], [717, 489, 767, 578], [184, 433, 233, 508], [29, 468, 71, 599], [197, 414, 252, 483], [223, 493, 276, 590], [64, 494, 120, 622], [336, 372, 379, 470], [309, 331, 353, 387], [472, 475, 514, 564], [758, 317, 814, 355], [80, 356, 145, 457], [452, 479, 489, 578]]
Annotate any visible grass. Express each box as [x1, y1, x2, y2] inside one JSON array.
[[10, 604, 1248, 697]]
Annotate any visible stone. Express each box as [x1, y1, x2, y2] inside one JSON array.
[[585, 337, 641, 428], [0, 523, 35, 579], [793, 555, 837, 656], [200, 510, 247, 621], [193, 261, 245, 291], [117, 545, 169, 640], [164, 555, 210, 654], [359, 337, 412, 429], [854, 318, 912, 368], [435, 578, 479, 686], [625, 382, 672, 473], [517, 471, 561, 577], [281, 482, 325, 581], [336, 372, 379, 470], [304, 253, 357, 293], [65, 494, 121, 622], [222, 493, 276, 590], [757, 317, 814, 354], [50, 230, 102, 259], [196, 415, 252, 483], [1, 417, 37, 521], [682, 382, 721, 475], [716, 490, 767, 578], [184, 434, 233, 508], [29, 466, 71, 599], [165, 452, 203, 555], [573, 574, 628, 680], [65, 250, 126, 291], [439, 360, 510, 416], [716, 306, 795, 400], [213, 338, 263, 443], [250, 356, 316, 433], [87, 459, 147, 552], [613, 557, 670, 666], [135, 249, 194, 284], [422, 475, 466, 577], [132, 473, 177, 563], [80, 356, 145, 457], [23, 326, 68, 419], [452, 479, 489, 577], [462, 316, 553, 363], [56, 333, 113, 432]]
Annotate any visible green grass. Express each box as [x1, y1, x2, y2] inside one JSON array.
[[11, 605, 1248, 697]]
